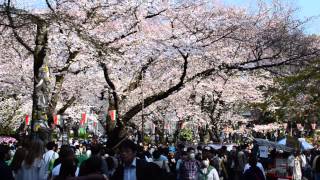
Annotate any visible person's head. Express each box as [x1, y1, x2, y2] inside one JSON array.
[[25, 139, 45, 167], [168, 152, 175, 159], [203, 146, 212, 159], [106, 156, 115, 170], [178, 144, 185, 151], [10, 147, 27, 172], [91, 144, 102, 156], [295, 150, 301, 157], [82, 156, 102, 175], [187, 147, 196, 160], [119, 140, 137, 166], [59, 158, 77, 179], [248, 155, 258, 167], [0, 144, 10, 161], [181, 151, 188, 160], [153, 150, 161, 160], [46, 141, 56, 151], [63, 147, 75, 161], [201, 158, 210, 168]]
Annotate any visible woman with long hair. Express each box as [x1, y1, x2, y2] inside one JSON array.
[[10, 147, 27, 178], [15, 139, 48, 180], [52, 146, 79, 179]]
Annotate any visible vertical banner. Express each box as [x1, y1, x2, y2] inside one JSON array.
[[53, 115, 61, 125], [25, 115, 30, 126], [109, 110, 117, 121], [80, 113, 86, 126]]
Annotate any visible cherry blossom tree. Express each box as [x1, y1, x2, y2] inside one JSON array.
[[0, 0, 319, 145]]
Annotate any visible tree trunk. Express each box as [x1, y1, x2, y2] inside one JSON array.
[[31, 22, 51, 143]]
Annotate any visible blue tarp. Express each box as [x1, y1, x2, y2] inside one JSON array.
[[277, 138, 314, 150]]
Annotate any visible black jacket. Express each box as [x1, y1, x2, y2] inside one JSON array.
[[111, 159, 163, 180]]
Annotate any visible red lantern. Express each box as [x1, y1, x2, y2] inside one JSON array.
[[25, 115, 30, 126]]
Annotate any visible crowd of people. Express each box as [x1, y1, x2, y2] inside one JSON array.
[[1, 138, 320, 180]]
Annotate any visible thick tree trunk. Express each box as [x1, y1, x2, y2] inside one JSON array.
[[31, 22, 51, 143]]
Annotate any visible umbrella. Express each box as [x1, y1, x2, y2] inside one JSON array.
[[277, 138, 314, 150], [0, 136, 17, 144], [254, 138, 293, 152]]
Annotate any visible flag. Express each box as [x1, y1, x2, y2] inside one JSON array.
[[53, 115, 61, 125], [25, 115, 30, 126], [108, 110, 117, 121], [80, 113, 87, 125]]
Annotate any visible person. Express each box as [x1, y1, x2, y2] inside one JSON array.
[[241, 155, 265, 180], [176, 151, 188, 180], [79, 144, 108, 176], [64, 155, 106, 180], [43, 141, 59, 173], [52, 146, 79, 178], [0, 144, 14, 180], [168, 152, 177, 174], [292, 151, 302, 180], [313, 151, 320, 180], [243, 157, 265, 178], [153, 150, 170, 173], [10, 147, 27, 178], [53, 145, 70, 168], [198, 158, 220, 180], [236, 145, 247, 180], [179, 147, 201, 180], [15, 139, 48, 180], [288, 151, 295, 175], [111, 139, 162, 180]]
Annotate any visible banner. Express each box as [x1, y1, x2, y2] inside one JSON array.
[[259, 146, 268, 158], [80, 113, 87, 125], [25, 115, 30, 126], [109, 110, 117, 121], [53, 115, 61, 125]]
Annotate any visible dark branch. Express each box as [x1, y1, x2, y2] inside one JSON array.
[[100, 62, 119, 111], [145, 9, 166, 19], [5, 0, 34, 53], [122, 50, 188, 123], [57, 96, 76, 114]]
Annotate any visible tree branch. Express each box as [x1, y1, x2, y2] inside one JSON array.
[[122, 49, 188, 123], [100, 62, 119, 111], [5, 0, 34, 53], [57, 96, 76, 114]]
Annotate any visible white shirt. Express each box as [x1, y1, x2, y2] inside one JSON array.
[[52, 164, 79, 177], [43, 150, 59, 165], [199, 167, 220, 180], [300, 154, 307, 168]]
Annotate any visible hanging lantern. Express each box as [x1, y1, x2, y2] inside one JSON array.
[[25, 115, 30, 126], [53, 114, 61, 125], [80, 113, 87, 125], [108, 110, 117, 121]]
